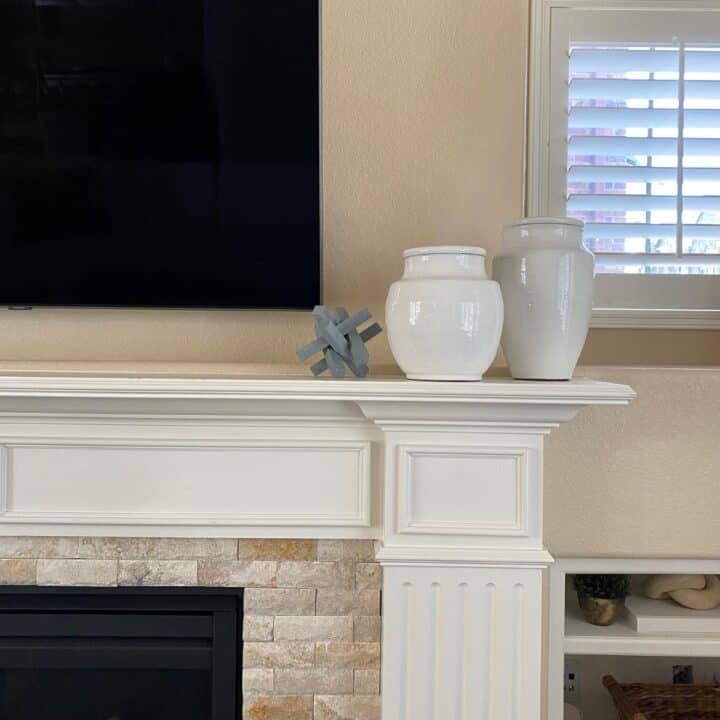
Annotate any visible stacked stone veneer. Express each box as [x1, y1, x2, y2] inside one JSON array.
[[0, 537, 382, 720]]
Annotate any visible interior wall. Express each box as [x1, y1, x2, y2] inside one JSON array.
[[545, 366, 720, 558], [0, 0, 713, 367]]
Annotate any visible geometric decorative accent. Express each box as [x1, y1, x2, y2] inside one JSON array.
[[297, 306, 382, 378]]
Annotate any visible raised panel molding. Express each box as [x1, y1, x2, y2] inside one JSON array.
[[397, 445, 529, 537], [380, 431, 545, 556], [0, 440, 371, 529]]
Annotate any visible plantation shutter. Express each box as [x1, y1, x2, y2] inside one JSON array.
[[566, 44, 720, 274]]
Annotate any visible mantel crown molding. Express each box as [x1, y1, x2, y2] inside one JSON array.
[[0, 370, 636, 410]]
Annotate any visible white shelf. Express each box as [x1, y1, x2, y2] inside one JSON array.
[[565, 596, 720, 658], [551, 558, 720, 720]]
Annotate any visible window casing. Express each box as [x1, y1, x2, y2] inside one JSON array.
[[529, 0, 720, 328]]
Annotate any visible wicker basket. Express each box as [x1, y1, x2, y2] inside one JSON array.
[[603, 675, 720, 720]]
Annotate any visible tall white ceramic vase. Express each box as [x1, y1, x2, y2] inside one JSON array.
[[492, 218, 593, 380], [385, 246, 503, 381]]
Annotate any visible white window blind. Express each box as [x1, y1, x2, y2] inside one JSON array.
[[567, 44, 720, 276]]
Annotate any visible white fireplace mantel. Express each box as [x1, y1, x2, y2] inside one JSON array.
[[0, 367, 634, 719]]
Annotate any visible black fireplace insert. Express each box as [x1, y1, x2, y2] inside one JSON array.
[[0, 587, 242, 720]]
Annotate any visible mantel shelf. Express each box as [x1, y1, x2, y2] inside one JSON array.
[[0, 367, 635, 406]]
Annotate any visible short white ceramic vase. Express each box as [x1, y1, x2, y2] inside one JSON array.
[[493, 217, 593, 380], [385, 246, 504, 381]]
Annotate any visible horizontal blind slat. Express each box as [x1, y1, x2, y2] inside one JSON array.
[[569, 167, 720, 183], [569, 195, 720, 211], [569, 194, 676, 211], [680, 224, 720, 239], [569, 108, 720, 129], [568, 166, 676, 182], [584, 223, 676, 238], [685, 51, 720, 74], [569, 49, 678, 73], [570, 49, 720, 73], [584, 224, 720, 240], [568, 136, 720, 155], [569, 79, 677, 100], [685, 196, 720, 211], [569, 79, 720, 101]]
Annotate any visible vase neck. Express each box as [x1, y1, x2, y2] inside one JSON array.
[[503, 222, 584, 250], [403, 250, 488, 280]]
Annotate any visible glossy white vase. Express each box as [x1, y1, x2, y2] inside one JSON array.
[[385, 246, 503, 381], [492, 217, 593, 380]]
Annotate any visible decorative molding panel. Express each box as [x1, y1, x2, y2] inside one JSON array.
[[397, 445, 528, 537], [0, 441, 370, 528], [382, 564, 543, 720], [379, 432, 545, 556]]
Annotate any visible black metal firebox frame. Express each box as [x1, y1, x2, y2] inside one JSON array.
[[0, 586, 243, 720]]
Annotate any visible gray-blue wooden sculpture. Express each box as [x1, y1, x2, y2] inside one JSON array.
[[297, 306, 383, 378]]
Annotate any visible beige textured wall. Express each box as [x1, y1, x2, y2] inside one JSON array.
[[546, 367, 720, 558]]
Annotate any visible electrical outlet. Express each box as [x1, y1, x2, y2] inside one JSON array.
[[564, 664, 581, 704], [673, 665, 694, 684]]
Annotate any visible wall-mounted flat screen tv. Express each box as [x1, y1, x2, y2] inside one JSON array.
[[0, 0, 320, 308]]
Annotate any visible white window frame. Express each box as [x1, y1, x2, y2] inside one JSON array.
[[528, 0, 720, 329]]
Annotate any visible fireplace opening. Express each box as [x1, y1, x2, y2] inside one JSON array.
[[0, 587, 242, 720]]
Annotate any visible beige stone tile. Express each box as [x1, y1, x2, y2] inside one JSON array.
[[242, 669, 273, 693], [237, 539, 317, 561], [0, 537, 80, 559], [78, 537, 237, 560], [198, 560, 277, 587], [317, 540, 376, 562], [316, 589, 379, 616], [335, 561, 357, 591], [274, 668, 353, 695], [354, 669, 380, 695], [118, 560, 197, 586], [315, 642, 381, 669], [314, 694, 381, 720], [243, 616, 274, 642], [275, 616, 353, 642], [37, 559, 117, 587], [353, 616, 381, 643], [276, 561, 339, 588], [0, 559, 36, 585], [355, 563, 382, 590], [243, 694, 313, 720], [243, 642, 315, 669], [244, 588, 315, 616]]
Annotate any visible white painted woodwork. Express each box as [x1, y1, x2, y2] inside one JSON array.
[[382, 564, 543, 720], [3, 442, 370, 527], [0, 369, 634, 719], [550, 557, 720, 720]]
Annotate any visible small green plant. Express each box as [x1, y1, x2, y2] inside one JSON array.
[[573, 574, 631, 600]]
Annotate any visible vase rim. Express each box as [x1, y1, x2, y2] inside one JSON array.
[[403, 245, 487, 259], [504, 216, 584, 229]]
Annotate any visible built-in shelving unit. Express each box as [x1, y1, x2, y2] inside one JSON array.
[[550, 557, 720, 719], [565, 593, 720, 657]]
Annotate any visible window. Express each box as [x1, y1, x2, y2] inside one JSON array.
[[529, 1, 720, 328]]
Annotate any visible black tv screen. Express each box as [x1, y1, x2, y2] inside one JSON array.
[[0, 0, 320, 308]]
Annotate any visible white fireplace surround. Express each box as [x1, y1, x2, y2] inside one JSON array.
[[0, 369, 634, 719]]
